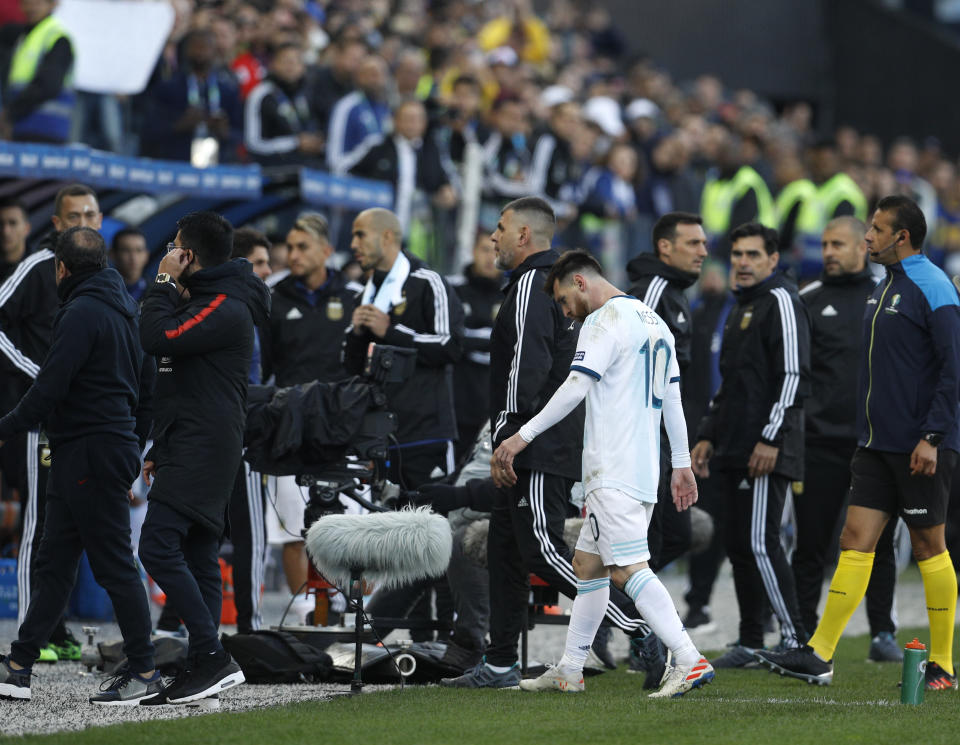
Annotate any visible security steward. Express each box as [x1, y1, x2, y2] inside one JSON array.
[[0, 227, 159, 705], [692, 222, 811, 666], [342, 207, 464, 488], [793, 216, 900, 662], [626, 212, 707, 570], [756, 196, 960, 690], [138, 211, 269, 704]]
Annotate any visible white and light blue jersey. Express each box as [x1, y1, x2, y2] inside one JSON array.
[[571, 295, 679, 502]]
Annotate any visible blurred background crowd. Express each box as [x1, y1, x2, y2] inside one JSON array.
[[1, 0, 960, 279]]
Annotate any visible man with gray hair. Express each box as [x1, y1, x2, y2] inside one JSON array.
[[791, 216, 900, 662], [0, 227, 159, 704]]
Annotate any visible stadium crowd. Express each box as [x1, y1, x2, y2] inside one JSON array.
[[0, 0, 959, 705]]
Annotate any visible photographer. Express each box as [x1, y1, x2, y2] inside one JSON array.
[[137, 211, 270, 704], [343, 207, 464, 488]]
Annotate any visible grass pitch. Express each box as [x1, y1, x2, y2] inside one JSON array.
[[6, 627, 959, 745]]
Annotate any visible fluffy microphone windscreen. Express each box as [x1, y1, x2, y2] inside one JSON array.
[[305, 507, 453, 589]]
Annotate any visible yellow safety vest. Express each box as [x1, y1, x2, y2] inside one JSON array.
[[7, 15, 74, 142], [700, 165, 776, 237], [775, 178, 821, 234], [819, 173, 867, 222]]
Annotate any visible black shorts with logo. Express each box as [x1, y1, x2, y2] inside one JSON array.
[[848, 447, 958, 527]]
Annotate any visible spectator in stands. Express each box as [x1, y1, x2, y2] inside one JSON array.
[[326, 54, 390, 174], [0, 197, 30, 283], [440, 74, 490, 167], [305, 34, 367, 135], [528, 100, 583, 222], [348, 98, 458, 235], [481, 96, 532, 227], [0, 0, 74, 143], [110, 228, 150, 302], [244, 42, 324, 167], [140, 28, 242, 164], [229, 4, 267, 100]]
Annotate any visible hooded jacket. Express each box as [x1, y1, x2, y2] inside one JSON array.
[[140, 258, 270, 533], [626, 253, 697, 373], [489, 248, 583, 480], [696, 270, 811, 480], [0, 267, 154, 450]]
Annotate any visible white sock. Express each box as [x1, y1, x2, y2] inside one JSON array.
[[624, 568, 699, 667], [556, 577, 610, 674]]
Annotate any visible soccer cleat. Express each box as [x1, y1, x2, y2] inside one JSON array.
[[628, 632, 668, 690], [37, 645, 58, 664], [753, 645, 833, 685], [682, 607, 716, 633], [710, 643, 761, 669], [924, 661, 958, 691], [518, 665, 584, 693], [89, 667, 163, 706], [166, 650, 244, 704], [649, 657, 715, 698], [439, 658, 521, 689], [868, 632, 903, 663], [0, 656, 31, 701]]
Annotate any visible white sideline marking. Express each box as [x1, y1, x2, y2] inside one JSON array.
[[706, 696, 896, 707]]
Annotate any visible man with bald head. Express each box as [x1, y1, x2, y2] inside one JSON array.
[[342, 206, 464, 487], [792, 216, 900, 662]]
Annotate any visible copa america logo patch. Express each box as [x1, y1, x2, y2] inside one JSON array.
[[574, 351, 585, 361]]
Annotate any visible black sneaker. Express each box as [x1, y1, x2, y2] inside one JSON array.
[[753, 645, 833, 685], [682, 607, 716, 633], [868, 632, 903, 663], [166, 650, 244, 704], [89, 667, 163, 706], [925, 661, 958, 691], [0, 656, 31, 701], [628, 632, 667, 690]]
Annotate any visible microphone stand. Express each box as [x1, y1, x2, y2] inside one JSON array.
[[351, 567, 364, 693]]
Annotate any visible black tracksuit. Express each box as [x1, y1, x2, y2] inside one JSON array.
[[244, 74, 319, 166], [138, 259, 270, 656], [342, 253, 464, 487], [0, 268, 155, 672], [264, 271, 362, 386], [696, 270, 811, 647], [486, 249, 649, 667], [627, 254, 697, 570], [795, 267, 897, 635], [448, 264, 501, 462]]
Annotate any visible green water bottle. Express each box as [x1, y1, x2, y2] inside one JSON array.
[[901, 638, 927, 705]]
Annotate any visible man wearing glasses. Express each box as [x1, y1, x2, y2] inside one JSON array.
[[0, 183, 102, 665]]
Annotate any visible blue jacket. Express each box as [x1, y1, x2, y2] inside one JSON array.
[[0, 267, 155, 450], [858, 253, 960, 453]]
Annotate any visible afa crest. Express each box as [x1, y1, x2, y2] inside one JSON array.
[[740, 308, 753, 330], [392, 292, 407, 316], [326, 298, 344, 321]]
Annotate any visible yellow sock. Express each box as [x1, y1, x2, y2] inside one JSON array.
[[808, 550, 874, 661], [918, 551, 957, 676]]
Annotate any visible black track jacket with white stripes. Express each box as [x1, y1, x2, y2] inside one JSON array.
[[626, 253, 697, 373], [342, 252, 464, 446], [696, 270, 810, 481], [489, 248, 584, 481], [0, 246, 57, 414]]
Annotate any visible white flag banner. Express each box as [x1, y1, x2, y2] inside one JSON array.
[[55, 0, 174, 95]]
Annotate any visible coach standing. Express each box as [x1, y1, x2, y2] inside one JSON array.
[[692, 223, 811, 667], [0, 228, 159, 705], [792, 216, 901, 662], [756, 196, 960, 690], [138, 212, 269, 705]]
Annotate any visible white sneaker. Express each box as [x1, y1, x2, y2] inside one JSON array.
[[648, 657, 715, 699], [519, 665, 584, 693]]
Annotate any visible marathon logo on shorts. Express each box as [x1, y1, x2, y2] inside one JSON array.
[[902, 507, 928, 515], [574, 351, 585, 361]]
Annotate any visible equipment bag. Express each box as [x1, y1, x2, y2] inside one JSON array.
[[221, 630, 332, 683]]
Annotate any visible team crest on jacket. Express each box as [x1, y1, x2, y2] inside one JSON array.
[[392, 293, 407, 316], [40, 445, 51, 468], [885, 293, 901, 315], [740, 308, 753, 329], [491, 303, 501, 320], [326, 298, 344, 321]]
